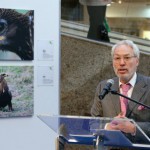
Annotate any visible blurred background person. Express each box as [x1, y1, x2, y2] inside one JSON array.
[[79, 0, 111, 42]]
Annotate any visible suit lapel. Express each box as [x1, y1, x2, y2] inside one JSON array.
[[105, 75, 147, 117], [127, 74, 147, 116], [110, 77, 121, 115]]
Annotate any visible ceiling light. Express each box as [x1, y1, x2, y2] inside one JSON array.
[[118, 0, 122, 4], [107, 4, 111, 6]]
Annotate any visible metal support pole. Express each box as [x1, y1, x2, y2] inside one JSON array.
[[94, 135, 108, 150]]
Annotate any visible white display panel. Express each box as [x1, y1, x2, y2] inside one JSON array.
[[0, 0, 60, 150]]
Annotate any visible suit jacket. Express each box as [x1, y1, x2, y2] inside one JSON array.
[[91, 73, 150, 143]]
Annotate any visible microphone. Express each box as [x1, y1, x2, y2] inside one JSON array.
[[99, 79, 114, 100]]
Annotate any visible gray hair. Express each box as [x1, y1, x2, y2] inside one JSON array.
[[111, 40, 140, 59]]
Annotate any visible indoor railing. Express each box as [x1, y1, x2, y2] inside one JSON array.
[[61, 19, 150, 55]]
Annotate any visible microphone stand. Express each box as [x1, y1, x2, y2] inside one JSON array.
[[110, 89, 150, 110]]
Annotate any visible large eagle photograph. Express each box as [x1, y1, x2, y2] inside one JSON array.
[[0, 9, 34, 60]]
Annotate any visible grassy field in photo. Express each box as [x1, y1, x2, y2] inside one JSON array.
[[0, 66, 34, 117]]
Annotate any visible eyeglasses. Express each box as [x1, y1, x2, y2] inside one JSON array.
[[113, 56, 136, 63]]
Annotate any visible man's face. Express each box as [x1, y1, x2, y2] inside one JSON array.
[[113, 44, 139, 83]]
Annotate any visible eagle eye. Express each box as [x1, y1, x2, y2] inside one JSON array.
[[0, 19, 8, 35]]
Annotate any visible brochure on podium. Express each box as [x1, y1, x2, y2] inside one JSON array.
[[38, 114, 150, 149]]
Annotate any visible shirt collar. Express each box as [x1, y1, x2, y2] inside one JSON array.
[[119, 72, 137, 87]]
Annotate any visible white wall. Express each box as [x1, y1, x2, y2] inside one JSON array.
[[1, 0, 60, 150]]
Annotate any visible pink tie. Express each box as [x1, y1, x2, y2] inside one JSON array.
[[120, 83, 131, 117]]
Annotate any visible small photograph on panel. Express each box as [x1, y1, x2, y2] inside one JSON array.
[[0, 8, 34, 60], [0, 66, 34, 117]]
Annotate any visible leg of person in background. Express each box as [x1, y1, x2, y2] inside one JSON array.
[[87, 5, 110, 42]]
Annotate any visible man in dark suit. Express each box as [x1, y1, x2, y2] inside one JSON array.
[[91, 40, 150, 146]]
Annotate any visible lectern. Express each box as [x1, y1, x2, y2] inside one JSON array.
[[38, 115, 150, 150]]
